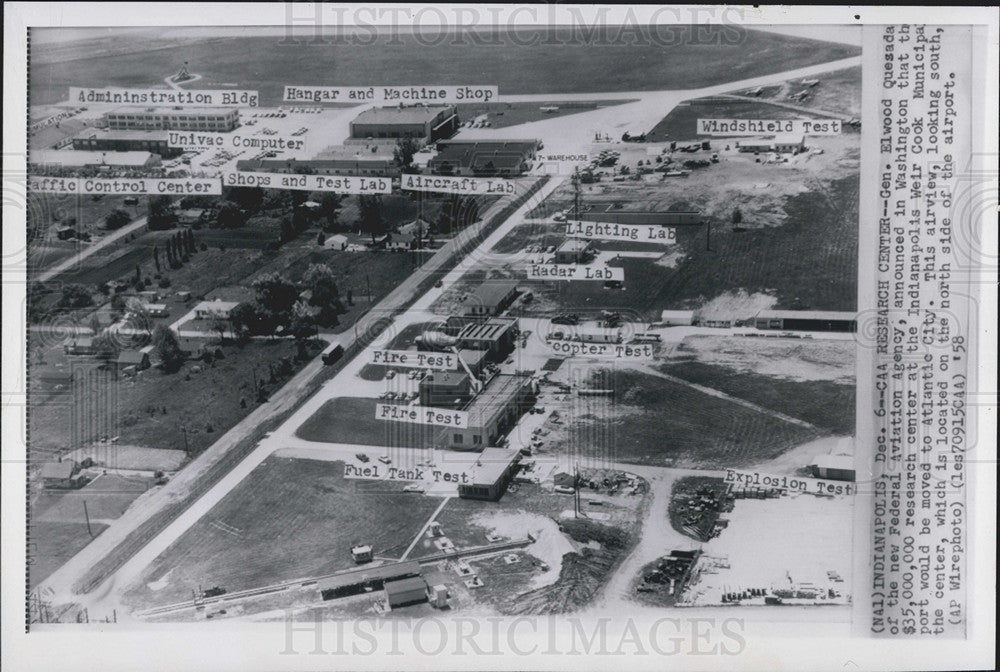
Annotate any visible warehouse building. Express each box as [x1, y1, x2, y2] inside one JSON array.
[[457, 318, 518, 361], [753, 310, 857, 333], [553, 239, 595, 264], [317, 560, 422, 601], [39, 461, 78, 489], [349, 105, 459, 143], [384, 576, 429, 609], [427, 140, 540, 177], [462, 281, 518, 319], [440, 373, 534, 450], [30, 149, 162, 170], [105, 106, 239, 132], [458, 447, 523, 501], [72, 129, 181, 158]]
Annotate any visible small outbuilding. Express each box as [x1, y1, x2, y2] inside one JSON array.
[[116, 350, 151, 372], [810, 455, 855, 482], [39, 461, 76, 488]]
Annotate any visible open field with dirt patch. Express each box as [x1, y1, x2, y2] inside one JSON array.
[[456, 99, 635, 129], [29, 339, 325, 458], [541, 368, 824, 468], [659, 361, 854, 435], [122, 457, 441, 609]]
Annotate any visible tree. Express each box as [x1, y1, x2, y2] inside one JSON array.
[[153, 325, 185, 373], [317, 231, 326, 247], [302, 264, 342, 327], [319, 192, 341, 231], [393, 137, 421, 171], [147, 195, 177, 230], [358, 195, 384, 243], [223, 186, 264, 215], [215, 201, 246, 229], [252, 273, 298, 328], [289, 304, 319, 359], [153, 246, 160, 272], [210, 315, 229, 344], [227, 302, 257, 342], [732, 207, 743, 227], [105, 209, 131, 230], [88, 314, 102, 336], [92, 332, 120, 360], [58, 284, 93, 309]]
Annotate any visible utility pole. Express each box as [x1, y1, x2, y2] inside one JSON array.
[[83, 500, 93, 538], [705, 219, 711, 252], [572, 168, 581, 217], [181, 425, 189, 454], [366, 274, 372, 304]]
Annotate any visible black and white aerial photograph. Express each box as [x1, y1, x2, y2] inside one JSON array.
[[4, 4, 997, 672]]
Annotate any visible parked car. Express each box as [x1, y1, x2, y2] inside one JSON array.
[[554, 485, 576, 494], [356, 453, 370, 462], [378, 455, 392, 464], [403, 484, 425, 493]]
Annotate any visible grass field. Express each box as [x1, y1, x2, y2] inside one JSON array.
[[660, 361, 855, 435], [34, 474, 155, 524], [646, 98, 822, 143], [30, 28, 859, 106], [295, 397, 437, 448], [123, 457, 441, 608], [29, 521, 109, 589], [559, 369, 823, 468], [28, 339, 325, 457]]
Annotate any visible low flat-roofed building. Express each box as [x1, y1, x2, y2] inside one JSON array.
[[553, 239, 594, 264], [462, 281, 518, 319], [39, 461, 76, 488], [194, 300, 241, 320], [773, 133, 805, 153], [116, 350, 151, 371], [575, 209, 702, 226], [660, 310, 695, 326], [457, 318, 518, 360], [317, 560, 421, 600], [810, 454, 855, 481], [30, 149, 161, 169], [754, 310, 856, 333], [428, 139, 539, 177], [458, 447, 522, 501], [64, 337, 96, 356], [440, 373, 533, 450], [419, 371, 472, 408], [236, 154, 398, 177], [105, 106, 239, 132], [349, 104, 458, 143], [71, 128, 181, 158], [384, 576, 429, 608], [458, 348, 490, 376]]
